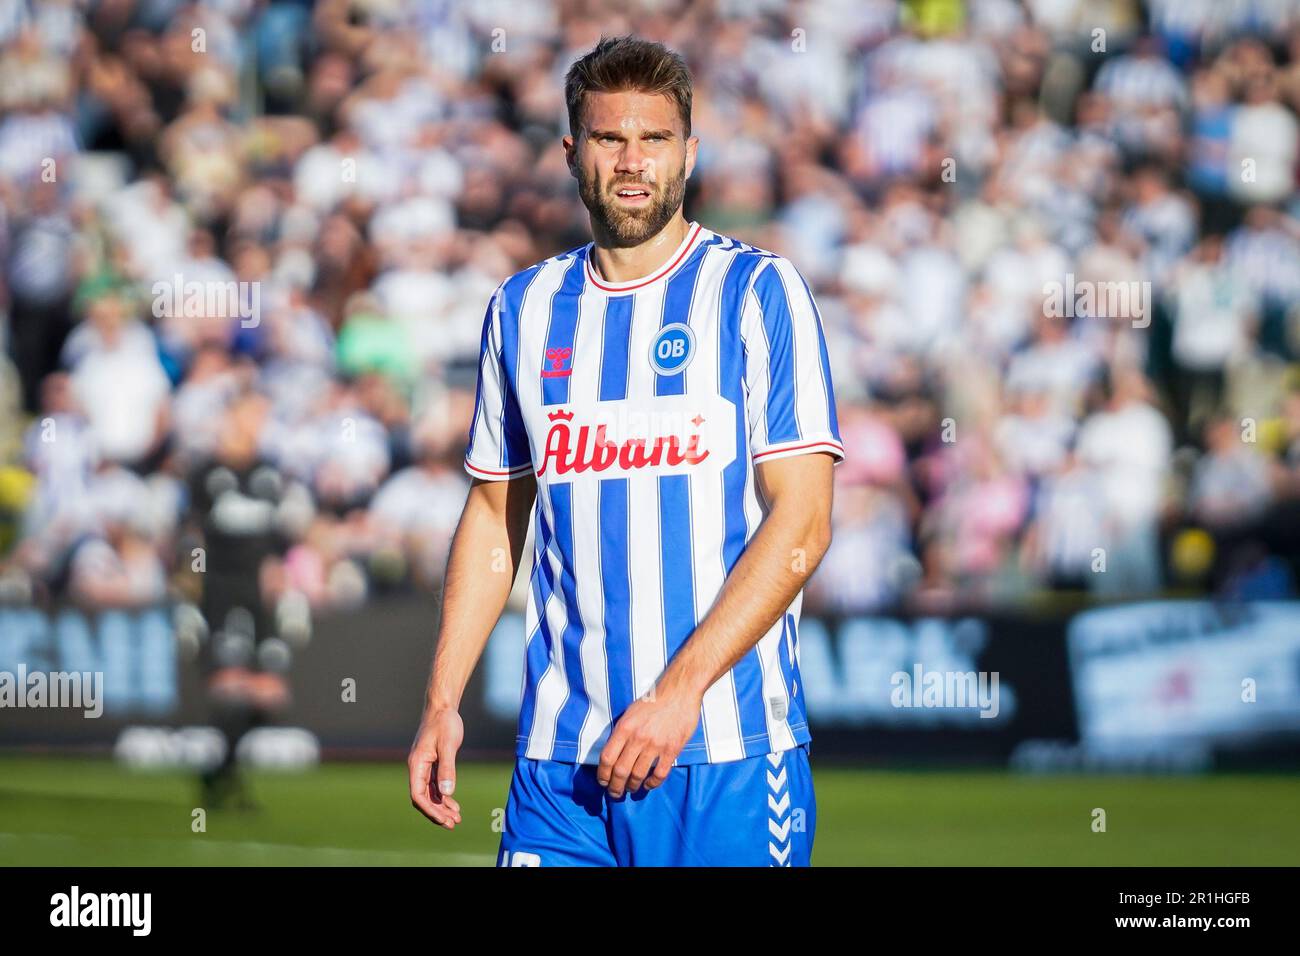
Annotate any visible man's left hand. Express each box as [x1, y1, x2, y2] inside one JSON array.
[[596, 688, 702, 798]]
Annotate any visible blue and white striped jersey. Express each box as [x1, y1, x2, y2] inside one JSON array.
[[465, 221, 844, 765]]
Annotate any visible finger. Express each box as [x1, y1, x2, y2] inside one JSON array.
[[626, 748, 658, 794], [433, 741, 462, 825], [407, 750, 434, 811], [644, 754, 672, 790], [435, 748, 460, 809], [408, 751, 453, 826], [432, 780, 461, 823], [597, 731, 627, 788], [607, 741, 640, 799]]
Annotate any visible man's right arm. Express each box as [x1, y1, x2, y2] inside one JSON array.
[[407, 473, 536, 829]]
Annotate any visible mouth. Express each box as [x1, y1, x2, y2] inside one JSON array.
[[613, 185, 653, 204]]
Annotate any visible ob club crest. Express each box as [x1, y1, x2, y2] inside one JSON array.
[[649, 323, 696, 375]]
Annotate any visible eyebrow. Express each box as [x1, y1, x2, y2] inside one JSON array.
[[588, 128, 676, 140]]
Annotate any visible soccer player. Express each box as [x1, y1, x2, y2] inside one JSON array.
[[191, 388, 293, 810], [408, 35, 843, 866]]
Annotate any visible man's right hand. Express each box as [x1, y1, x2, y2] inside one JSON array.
[[406, 477, 534, 831], [408, 708, 464, 829]]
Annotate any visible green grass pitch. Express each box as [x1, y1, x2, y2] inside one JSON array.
[[1, 756, 1296, 866]]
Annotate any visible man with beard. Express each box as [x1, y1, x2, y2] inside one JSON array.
[[408, 35, 844, 866]]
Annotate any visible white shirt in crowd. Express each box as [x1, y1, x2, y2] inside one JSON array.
[[71, 340, 171, 464]]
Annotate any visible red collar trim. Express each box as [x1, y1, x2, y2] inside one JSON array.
[[583, 223, 704, 292]]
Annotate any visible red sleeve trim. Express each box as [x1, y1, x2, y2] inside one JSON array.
[[465, 459, 533, 479], [752, 439, 846, 462]]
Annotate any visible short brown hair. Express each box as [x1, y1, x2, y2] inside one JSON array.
[[564, 35, 692, 138]]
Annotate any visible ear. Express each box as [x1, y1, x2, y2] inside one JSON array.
[[684, 134, 699, 180], [562, 134, 578, 179]]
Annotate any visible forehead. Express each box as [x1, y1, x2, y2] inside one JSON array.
[[580, 89, 683, 133]]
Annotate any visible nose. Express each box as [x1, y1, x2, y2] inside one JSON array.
[[615, 138, 649, 177]]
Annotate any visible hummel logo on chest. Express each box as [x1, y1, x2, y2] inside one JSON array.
[[542, 347, 573, 378]]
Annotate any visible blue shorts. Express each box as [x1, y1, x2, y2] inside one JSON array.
[[497, 743, 816, 867]]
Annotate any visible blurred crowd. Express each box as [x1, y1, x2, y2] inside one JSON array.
[[2, 0, 1300, 624]]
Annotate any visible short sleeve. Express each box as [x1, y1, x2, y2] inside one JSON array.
[[464, 285, 533, 480], [743, 257, 845, 466]]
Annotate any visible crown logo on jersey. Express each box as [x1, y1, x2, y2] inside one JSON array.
[[536, 406, 710, 478], [541, 346, 573, 378]]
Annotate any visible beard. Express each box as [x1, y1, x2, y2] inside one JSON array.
[[577, 158, 687, 248]]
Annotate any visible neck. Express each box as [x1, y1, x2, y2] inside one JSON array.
[[589, 213, 691, 283]]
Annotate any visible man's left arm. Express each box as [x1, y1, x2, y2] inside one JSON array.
[[596, 451, 834, 797]]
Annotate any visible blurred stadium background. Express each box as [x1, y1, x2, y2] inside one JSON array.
[[2, 0, 1300, 866]]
